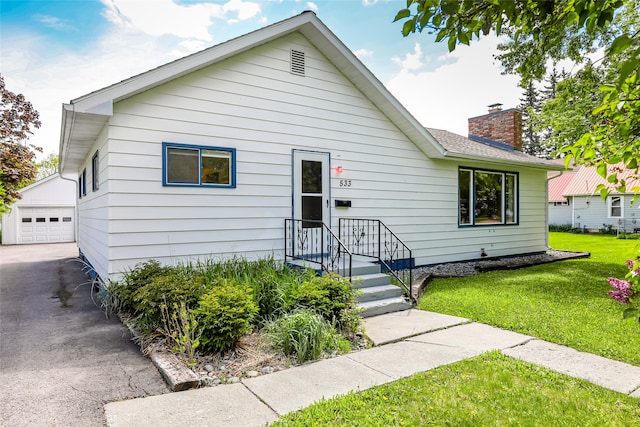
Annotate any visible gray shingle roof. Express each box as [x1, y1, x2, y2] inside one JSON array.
[[427, 128, 562, 169]]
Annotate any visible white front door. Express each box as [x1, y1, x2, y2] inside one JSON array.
[[292, 150, 330, 228]]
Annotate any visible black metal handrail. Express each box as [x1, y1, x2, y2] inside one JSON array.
[[338, 218, 414, 301], [284, 219, 352, 279]]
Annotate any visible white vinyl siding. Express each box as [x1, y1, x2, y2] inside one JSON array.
[[77, 32, 551, 279], [548, 199, 573, 226], [570, 194, 638, 232], [76, 128, 109, 280]]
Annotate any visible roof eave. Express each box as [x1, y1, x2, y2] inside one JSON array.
[[442, 152, 567, 170], [59, 103, 110, 175]]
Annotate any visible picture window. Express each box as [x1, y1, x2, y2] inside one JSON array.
[[459, 168, 518, 226]]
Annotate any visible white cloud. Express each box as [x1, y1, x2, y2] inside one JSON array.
[[224, 0, 262, 21], [387, 35, 522, 136], [362, 0, 378, 6], [101, 0, 261, 41], [2, 24, 190, 160], [33, 14, 75, 31], [353, 48, 373, 59], [391, 42, 425, 72], [305, 2, 318, 12]]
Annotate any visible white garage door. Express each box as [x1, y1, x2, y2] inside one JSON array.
[[18, 207, 75, 244]]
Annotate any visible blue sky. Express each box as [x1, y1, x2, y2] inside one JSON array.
[[1, 0, 523, 159]]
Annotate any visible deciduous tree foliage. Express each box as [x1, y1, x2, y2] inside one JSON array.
[[395, 0, 639, 201], [35, 153, 59, 181], [0, 75, 42, 213]]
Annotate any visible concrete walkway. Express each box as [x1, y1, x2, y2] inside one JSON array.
[[104, 309, 640, 427]]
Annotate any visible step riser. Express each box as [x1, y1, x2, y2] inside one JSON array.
[[352, 274, 391, 289], [357, 286, 404, 303], [360, 300, 412, 318]]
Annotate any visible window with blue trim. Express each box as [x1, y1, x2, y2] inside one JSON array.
[[163, 142, 236, 188], [459, 167, 518, 226]]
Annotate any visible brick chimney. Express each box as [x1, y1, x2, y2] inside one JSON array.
[[468, 104, 523, 151]]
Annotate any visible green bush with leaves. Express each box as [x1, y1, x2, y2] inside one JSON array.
[[285, 273, 361, 334], [195, 280, 258, 352], [109, 260, 175, 314], [132, 270, 209, 331], [265, 308, 340, 363]]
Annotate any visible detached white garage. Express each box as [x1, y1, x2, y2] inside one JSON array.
[[1, 174, 76, 245]]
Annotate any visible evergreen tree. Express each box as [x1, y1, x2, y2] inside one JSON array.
[[518, 80, 543, 157]]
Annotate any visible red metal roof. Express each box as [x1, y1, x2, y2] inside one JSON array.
[[548, 170, 578, 202], [561, 163, 640, 196]]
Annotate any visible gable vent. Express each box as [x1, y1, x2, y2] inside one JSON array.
[[290, 49, 305, 76]]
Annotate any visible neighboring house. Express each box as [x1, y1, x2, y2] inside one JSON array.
[[1, 173, 76, 245], [58, 12, 562, 282], [548, 164, 640, 232], [548, 168, 578, 226]]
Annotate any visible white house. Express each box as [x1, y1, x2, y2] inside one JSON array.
[[548, 164, 640, 232], [58, 12, 562, 284], [548, 169, 577, 226], [1, 173, 76, 245]]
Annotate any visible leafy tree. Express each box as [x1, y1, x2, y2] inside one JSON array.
[[394, 0, 639, 200], [35, 153, 59, 181], [534, 64, 606, 162], [0, 75, 42, 213]]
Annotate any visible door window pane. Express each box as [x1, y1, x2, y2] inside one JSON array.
[[302, 195, 323, 228], [22, 218, 32, 223], [302, 160, 322, 194]]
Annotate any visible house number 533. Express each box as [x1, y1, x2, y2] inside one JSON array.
[[339, 180, 352, 187]]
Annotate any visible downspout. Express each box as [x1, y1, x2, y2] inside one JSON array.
[[545, 171, 565, 249], [58, 103, 79, 249]]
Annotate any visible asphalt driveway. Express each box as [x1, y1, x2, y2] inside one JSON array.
[[0, 243, 168, 426]]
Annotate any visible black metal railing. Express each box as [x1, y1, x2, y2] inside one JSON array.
[[284, 219, 352, 279], [339, 218, 414, 300]]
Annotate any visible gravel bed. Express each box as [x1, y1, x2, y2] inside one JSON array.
[[413, 249, 584, 278]]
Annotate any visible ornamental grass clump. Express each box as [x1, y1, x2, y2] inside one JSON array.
[[265, 308, 340, 363], [607, 254, 640, 322]]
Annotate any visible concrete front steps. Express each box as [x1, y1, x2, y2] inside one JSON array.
[[288, 258, 412, 317], [349, 260, 412, 317]]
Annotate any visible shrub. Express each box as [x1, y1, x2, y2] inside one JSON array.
[[265, 308, 340, 363], [132, 270, 209, 331], [599, 224, 616, 235], [617, 233, 640, 240], [110, 260, 174, 314], [548, 224, 573, 232], [284, 273, 362, 334], [195, 280, 258, 352]]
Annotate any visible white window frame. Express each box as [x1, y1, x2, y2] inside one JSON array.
[[609, 196, 623, 218]]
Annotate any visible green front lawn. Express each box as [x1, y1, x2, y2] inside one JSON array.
[[272, 352, 639, 427], [418, 232, 640, 365]]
